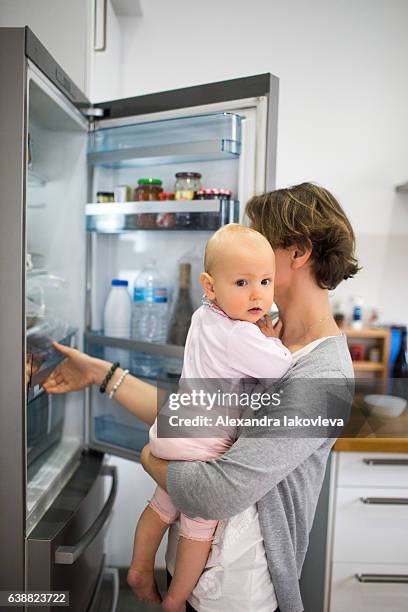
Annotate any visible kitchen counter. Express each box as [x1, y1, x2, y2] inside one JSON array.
[[334, 395, 408, 452]]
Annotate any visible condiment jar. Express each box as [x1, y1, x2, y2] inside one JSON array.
[[174, 172, 202, 227], [174, 172, 202, 200], [134, 178, 163, 229], [157, 192, 176, 228], [134, 178, 163, 201], [196, 188, 232, 229]]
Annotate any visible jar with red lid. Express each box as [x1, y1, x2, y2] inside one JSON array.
[[196, 188, 232, 229], [134, 178, 163, 228]]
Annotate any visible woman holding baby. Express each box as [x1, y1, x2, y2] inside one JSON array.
[[44, 182, 358, 612]]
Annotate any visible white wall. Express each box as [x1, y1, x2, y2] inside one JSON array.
[[0, 0, 90, 93], [116, 0, 408, 324], [105, 2, 408, 566]]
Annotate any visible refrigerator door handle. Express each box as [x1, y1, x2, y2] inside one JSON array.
[[55, 464, 117, 565], [94, 0, 107, 52]]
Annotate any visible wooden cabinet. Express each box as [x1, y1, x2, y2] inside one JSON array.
[[326, 452, 408, 611], [345, 328, 390, 380]]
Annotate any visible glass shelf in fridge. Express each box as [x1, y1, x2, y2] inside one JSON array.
[[88, 112, 242, 168], [85, 331, 185, 359], [85, 199, 239, 233]]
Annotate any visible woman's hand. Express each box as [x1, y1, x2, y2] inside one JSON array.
[[256, 315, 283, 339], [140, 444, 169, 491], [43, 342, 109, 394]]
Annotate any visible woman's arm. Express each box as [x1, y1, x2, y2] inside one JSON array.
[[43, 342, 163, 426], [144, 437, 327, 520], [146, 372, 352, 519]]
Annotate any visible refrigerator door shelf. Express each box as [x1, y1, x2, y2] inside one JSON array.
[[85, 199, 239, 233], [88, 112, 242, 168]]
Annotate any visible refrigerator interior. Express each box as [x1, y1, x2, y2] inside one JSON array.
[[26, 66, 87, 532], [86, 105, 261, 460]]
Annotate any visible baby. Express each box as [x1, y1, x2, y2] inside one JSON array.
[[127, 224, 292, 612]]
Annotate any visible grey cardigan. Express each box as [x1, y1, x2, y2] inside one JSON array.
[[167, 336, 354, 612]]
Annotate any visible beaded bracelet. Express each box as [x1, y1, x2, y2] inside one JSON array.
[[108, 369, 129, 400], [99, 362, 120, 394]]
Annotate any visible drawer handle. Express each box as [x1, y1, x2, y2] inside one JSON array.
[[360, 496, 408, 505], [55, 464, 117, 565], [356, 573, 408, 584], [363, 458, 408, 466]]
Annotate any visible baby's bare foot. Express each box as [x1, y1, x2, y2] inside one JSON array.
[[162, 594, 186, 612], [127, 567, 162, 604]]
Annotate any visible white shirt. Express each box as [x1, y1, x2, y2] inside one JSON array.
[[166, 336, 336, 612]]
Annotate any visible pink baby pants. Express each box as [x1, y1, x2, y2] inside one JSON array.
[[148, 420, 234, 541]]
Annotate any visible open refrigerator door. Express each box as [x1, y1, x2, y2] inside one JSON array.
[[84, 76, 277, 462], [25, 61, 89, 532]]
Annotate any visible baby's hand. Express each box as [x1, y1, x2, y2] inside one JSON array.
[[256, 315, 283, 339]]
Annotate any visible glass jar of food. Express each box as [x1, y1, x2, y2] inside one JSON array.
[[174, 172, 202, 227], [96, 191, 115, 203], [196, 188, 232, 229], [157, 192, 176, 228], [174, 172, 202, 200], [134, 178, 163, 228], [134, 178, 163, 201]]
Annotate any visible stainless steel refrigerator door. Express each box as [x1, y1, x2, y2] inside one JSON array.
[[0, 26, 27, 594], [0, 27, 89, 594]]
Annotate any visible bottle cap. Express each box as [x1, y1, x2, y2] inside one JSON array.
[[112, 279, 128, 286]]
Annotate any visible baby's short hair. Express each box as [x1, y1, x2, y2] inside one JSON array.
[[204, 223, 272, 274]]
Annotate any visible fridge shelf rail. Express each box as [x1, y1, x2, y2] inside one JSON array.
[[85, 199, 239, 233], [87, 112, 242, 168], [85, 331, 185, 359]]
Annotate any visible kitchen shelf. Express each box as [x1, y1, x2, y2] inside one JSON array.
[[85, 199, 239, 233], [345, 327, 391, 380], [87, 112, 241, 168], [351, 361, 385, 372], [85, 331, 185, 359]]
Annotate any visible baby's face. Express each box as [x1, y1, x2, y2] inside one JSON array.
[[210, 243, 275, 323]]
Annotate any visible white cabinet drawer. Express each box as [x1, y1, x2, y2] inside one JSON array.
[[333, 487, 408, 564], [329, 562, 408, 612], [337, 452, 408, 488]]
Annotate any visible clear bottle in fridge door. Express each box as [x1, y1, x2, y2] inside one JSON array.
[[103, 279, 132, 368], [131, 262, 168, 378]]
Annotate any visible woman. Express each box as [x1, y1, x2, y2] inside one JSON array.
[[44, 183, 358, 612]]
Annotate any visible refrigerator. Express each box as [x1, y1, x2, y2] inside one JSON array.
[[0, 26, 279, 612]]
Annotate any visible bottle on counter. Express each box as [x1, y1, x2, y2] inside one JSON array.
[[351, 297, 364, 330], [131, 262, 168, 378], [167, 263, 194, 377], [103, 279, 132, 368], [392, 326, 408, 400]]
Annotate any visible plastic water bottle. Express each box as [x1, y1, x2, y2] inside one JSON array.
[[131, 263, 168, 378], [103, 279, 132, 368]]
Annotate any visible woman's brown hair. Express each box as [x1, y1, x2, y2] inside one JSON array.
[[245, 182, 360, 290]]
